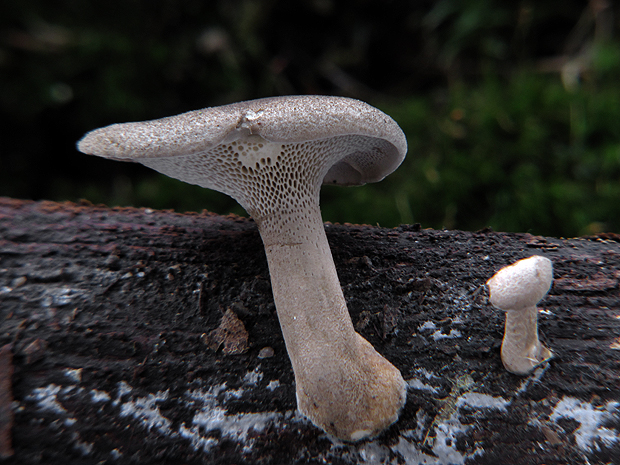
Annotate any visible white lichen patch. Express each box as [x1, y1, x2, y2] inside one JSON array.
[[226, 387, 245, 399], [431, 328, 462, 341], [266, 380, 281, 391], [456, 392, 509, 411], [243, 367, 263, 386], [374, 391, 509, 465], [90, 389, 111, 403], [181, 382, 283, 452], [64, 368, 82, 383], [71, 432, 94, 456], [193, 406, 279, 449], [550, 396, 620, 451], [28, 384, 68, 415], [357, 440, 391, 464], [418, 321, 436, 332], [178, 424, 218, 453], [376, 389, 617, 464], [414, 367, 438, 381], [112, 381, 133, 406], [406, 378, 439, 394], [118, 389, 173, 436], [26, 375, 620, 462], [26, 378, 291, 457], [417, 321, 463, 341]]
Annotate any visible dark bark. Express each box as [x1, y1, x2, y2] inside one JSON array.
[[0, 197, 618, 465]]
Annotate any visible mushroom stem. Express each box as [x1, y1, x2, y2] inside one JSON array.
[[254, 205, 406, 441], [502, 306, 553, 375]]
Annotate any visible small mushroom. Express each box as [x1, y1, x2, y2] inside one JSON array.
[[487, 255, 554, 375], [77, 95, 408, 441]]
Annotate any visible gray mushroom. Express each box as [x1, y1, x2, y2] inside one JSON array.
[[77, 95, 408, 441]]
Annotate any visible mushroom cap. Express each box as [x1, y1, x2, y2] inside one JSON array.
[[77, 95, 407, 187], [487, 255, 553, 311]]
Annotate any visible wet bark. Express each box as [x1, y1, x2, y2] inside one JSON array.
[[0, 198, 618, 465]]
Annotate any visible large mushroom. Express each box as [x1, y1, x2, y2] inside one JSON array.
[[77, 95, 408, 441]]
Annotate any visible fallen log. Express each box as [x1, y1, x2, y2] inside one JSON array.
[[0, 197, 618, 465]]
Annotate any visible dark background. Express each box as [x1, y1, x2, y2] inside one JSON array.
[[1, 0, 619, 236]]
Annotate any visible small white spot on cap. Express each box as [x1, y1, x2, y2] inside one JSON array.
[[244, 109, 263, 121]]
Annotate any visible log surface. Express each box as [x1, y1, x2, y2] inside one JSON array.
[[0, 197, 618, 465]]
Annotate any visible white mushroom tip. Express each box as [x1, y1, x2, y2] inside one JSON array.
[[487, 255, 553, 311], [76, 125, 131, 160], [75, 131, 100, 155]]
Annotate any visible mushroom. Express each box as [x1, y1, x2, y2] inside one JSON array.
[[77, 95, 408, 441], [487, 255, 554, 375]]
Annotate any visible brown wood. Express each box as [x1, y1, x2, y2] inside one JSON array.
[[0, 197, 618, 465]]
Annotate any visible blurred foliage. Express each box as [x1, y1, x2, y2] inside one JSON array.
[[339, 59, 620, 236], [1, 0, 619, 236]]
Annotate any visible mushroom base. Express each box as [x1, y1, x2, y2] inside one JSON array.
[[295, 333, 406, 441]]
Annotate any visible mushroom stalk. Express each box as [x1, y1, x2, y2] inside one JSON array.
[[502, 306, 552, 375], [257, 206, 355, 350], [253, 205, 406, 441]]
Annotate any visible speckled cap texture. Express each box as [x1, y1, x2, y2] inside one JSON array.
[[77, 95, 407, 187], [487, 255, 553, 311]]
